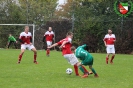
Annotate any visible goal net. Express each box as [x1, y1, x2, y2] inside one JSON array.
[[0, 24, 35, 49]]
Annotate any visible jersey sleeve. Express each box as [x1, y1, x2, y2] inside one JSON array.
[[29, 32, 32, 36], [103, 34, 107, 41], [67, 38, 72, 43], [8, 37, 10, 42], [28, 32, 32, 42], [19, 32, 24, 43], [52, 31, 54, 38], [113, 34, 116, 40], [44, 31, 48, 37], [12, 36, 16, 41], [19, 32, 25, 39], [57, 40, 62, 45]]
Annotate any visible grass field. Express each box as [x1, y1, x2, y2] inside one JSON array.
[[0, 49, 133, 88]]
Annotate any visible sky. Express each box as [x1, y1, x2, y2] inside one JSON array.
[[12, 0, 66, 5], [11, 0, 67, 10], [12, 0, 67, 6], [57, 0, 67, 10], [58, 0, 67, 5]]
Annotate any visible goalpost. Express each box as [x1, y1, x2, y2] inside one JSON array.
[[0, 24, 35, 45]]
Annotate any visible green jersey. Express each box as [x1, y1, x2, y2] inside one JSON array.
[[75, 44, 93, 65], [8, 36, 16, 42]]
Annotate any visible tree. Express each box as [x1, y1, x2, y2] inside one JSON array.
[[55, 0, 73, 20], [19, 0, 58, 25], [0, 0, 58, 48], [62, 0, 133, 53]]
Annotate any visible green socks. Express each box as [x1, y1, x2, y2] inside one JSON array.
[[78, 66, 85, 73], [91, 68, 97, 75]]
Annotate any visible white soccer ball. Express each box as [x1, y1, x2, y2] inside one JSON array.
[[66, 68, 73, 75]]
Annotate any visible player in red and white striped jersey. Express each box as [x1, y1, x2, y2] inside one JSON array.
[[43, 27, 54, 56], [48, 32, 91, 76], [17, 26, 38, 64], [103, 29, 116, 64]]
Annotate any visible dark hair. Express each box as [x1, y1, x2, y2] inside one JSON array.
[[66, 32, 73, 36], [84, 45, 89, 51], [71, 46, 76, 51]]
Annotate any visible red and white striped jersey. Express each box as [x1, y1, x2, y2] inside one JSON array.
[[44, 31, 54, 41], [103, 34, 116, 45], [19, 32, 32, 44]]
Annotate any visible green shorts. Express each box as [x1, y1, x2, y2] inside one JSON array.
[[81, 57, 93, 66]]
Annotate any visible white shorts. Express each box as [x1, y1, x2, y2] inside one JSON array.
[[63, 54, 79, 65], [106, 45, 115, 54], [21, 44, 35, 50], [46, 41, 52, 46]]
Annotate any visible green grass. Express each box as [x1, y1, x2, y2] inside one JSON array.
[[0, 49, 133, 88]]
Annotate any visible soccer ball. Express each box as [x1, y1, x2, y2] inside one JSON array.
[[66, 68, 73, 75]]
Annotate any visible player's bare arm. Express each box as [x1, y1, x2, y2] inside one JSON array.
[[48, 43, 58, 49], [103, 40, 107, 47]]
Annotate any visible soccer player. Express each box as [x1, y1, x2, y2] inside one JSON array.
[[71, 44, 99, 78], [48, 32, 90, 76], [7, 34, 17, 49], [43, 27, 54, 56], [17, 26, 38, 64], [103, 29, 116, 64]]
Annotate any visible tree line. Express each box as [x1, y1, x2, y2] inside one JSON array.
[[0, 0, 133, 54]]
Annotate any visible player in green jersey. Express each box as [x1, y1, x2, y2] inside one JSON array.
[[7, 34, 17, 49], [71, 44, 98, 78]]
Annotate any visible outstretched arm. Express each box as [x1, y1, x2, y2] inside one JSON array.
[[48, 43, 58, 49]]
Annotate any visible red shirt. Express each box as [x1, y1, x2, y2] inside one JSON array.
[[44, 31, 54, 41], [57, 37, 72, 55], [19, 32, 32, 44], [103, 34, 116, 45]]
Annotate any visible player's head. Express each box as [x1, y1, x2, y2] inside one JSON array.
[[84, 44, 89, 51], [48, 27, 52, 32], [9, 34, 12, 36], [71, 46, 76, 53], [108, 29, 112, 34], [66, 32, 73, 38], [25, 26, 29, 33]]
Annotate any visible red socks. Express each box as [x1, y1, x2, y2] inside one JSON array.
[[18, 53, 37, 63], [74, 65, 79, 75], [81, 66, 88, 73], [46, 49, 50, 55], [73, 65, 88, 75], [106, 57, 109, 64], [106, 55, 115, 64], [18, 54, 23, 62], [34, 54, 37, 62], [111, 55, 115, 61]]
